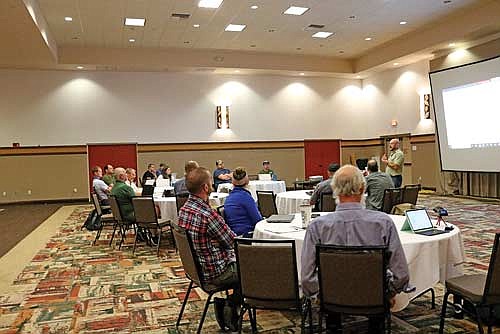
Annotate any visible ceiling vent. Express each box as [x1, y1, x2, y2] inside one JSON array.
[[304, 24, 325, 31], [171, 13, 191, 20]]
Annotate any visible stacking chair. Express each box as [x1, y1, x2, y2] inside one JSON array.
[[381, 188, 403, 214], [90, 193, 115, 245], [175, 193, 190, 212], [401, 184, 421, 205], [234, 238, 310, 332], [108, 196, 135, 250], [256, 191, 278, 218], [320, 192, 336, 212], [439, 233, 500, 334], [172, 227, 236, 334], [131, 197, 173, 256], [316, 245, 390, 333]]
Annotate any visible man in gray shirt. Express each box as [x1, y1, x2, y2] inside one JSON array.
[[365, 159, 394, 211], [301, 165, 409, 330], [309, 163, 340, 210], [174, 160, 199, 195]]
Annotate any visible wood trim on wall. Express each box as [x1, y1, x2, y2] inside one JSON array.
[[410, 134, 436, 144], [341, 139, 384, 147], [138, 141, 304, 152], [0, 145, 86, 156]]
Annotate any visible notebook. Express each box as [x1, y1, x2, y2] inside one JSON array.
[[402, 209, 447, 236], [266, 214, 295, 223]]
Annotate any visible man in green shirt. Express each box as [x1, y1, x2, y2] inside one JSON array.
[[382, 138, 404, 188], [259, 160, 278, 181], [102, 164, 115, 186], [110, 167, 135, 222]]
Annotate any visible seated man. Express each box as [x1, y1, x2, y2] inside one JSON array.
[[174, 160, 199, 195], [178, 167, 238, 289], [259, 160, 278, 181], [301, 165, 409, 331], [125, 167, 141, 196], [142, 163, 157, 186], [92, 166, 111, 206], [365, 159, 394, 211], [110, 167, 136, 222], [213, 160, 232, 190], [102, 164, 115, 186], [309, 163, 340, 210]]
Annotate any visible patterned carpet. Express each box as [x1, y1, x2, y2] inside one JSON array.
[[0, 194, 499, 333]]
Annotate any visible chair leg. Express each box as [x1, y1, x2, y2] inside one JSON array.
[[439, 292, 450, 334], [387, 312, 391, 334], [318, 311, 323, 334], [176, 280, 193, 327], [238, 304, 248, 334], [250, 307, 257, 333], [197, 292, 214, 334], [109, 223, 117, 246], [156, 228, 161, 256], [475, 306, 485, 334], [488, 306, 493, 334], [118, 225, 127, 250], [132, 228, 139, 254]]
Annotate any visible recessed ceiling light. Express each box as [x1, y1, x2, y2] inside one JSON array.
[[235, 70, 240, 73], [448, 42, 456, 47], [364, 37, 372, 41], [198, 0, 223, 8], [225, 24, 246, 32], [399, 21, 407, 25], [283, 6, 309, 16], [356, 75, 361, 78], [312, 31, 334, 38], [300, 73, 305, 76], [129, 38, 136, 42], [124, 18, 146, 27], [193, 24, 200, 28], [393, 62, 399, 66], [348, 15, 356, 19], [76, 66, 83, 69], [64, 16, 73, 22], [250, 5, 258, 9]]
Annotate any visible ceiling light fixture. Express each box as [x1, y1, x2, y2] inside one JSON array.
[[250, 5, 258, 9], [300, 73, 305, 76], [235, 70, 240, 73], [198, 0, 223, 8], [393, 62, 399, 66], [283, 6, 309, 15], [312, 31, 334, 38], [64, 16, 73, 22], [225, 24, 246, 32], [448, 42, 456, 47], [124, 18, 146, 27], [348, 15, 356, 19], [399, 21, 407, 25], [364, 37, 372, 41], [356, 75, 361, 78], [193, 24, 200, 28], [129, 38, 136, 42], [76, 66, 83, 69]]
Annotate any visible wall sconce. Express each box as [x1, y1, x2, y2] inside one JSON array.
[[423, 94, 431, 119], [391, 119, 398, 127], [216, 105, 230, 129]]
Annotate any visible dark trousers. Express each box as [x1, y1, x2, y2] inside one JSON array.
[[326, 312, 385, 333], [391, 175, 402, 188]]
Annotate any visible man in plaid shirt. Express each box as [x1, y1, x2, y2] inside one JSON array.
[[177, 167, 238, 289]]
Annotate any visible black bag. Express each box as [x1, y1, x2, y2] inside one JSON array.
[[214, 294, 240, 331], [83, 210, 103, 231]]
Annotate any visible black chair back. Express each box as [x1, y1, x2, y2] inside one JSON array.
[[175, 193, 190, 212], [172, 226, 202, 286], [109, 196, 124, 222], [91, 193, 103, 216], [402, 184, 420, 205], [381, 188, 403, 214], [141, 185, 154, 197], [484, 233, 500, 304], [320, 192, 336, 212], [132, 197, 158, 225], [256, 191, 277, 218]]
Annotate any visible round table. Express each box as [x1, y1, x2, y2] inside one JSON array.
[[154, 192, 228, 223], [253, 213, 465, 311], [276, 190, 312, 214]]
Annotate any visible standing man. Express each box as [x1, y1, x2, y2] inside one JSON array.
[[102, 164, 115, 186], [142, 163, 157, 186], [259, 160, 278, 181], [301, 165, 409, 331], [213, 160, 232, 190], [382, 138, 404, 188], [365, 159, 394, 211]]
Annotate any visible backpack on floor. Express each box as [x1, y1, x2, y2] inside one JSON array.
[[83, 209, 103, 231]]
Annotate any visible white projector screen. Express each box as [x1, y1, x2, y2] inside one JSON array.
[[430, 55, 500, 172]]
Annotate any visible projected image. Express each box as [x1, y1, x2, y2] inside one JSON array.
[[442, 77, 500, 149]]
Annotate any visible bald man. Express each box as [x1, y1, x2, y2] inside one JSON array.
[[382, 138, 404, 188], [110, 167, 136, 222]]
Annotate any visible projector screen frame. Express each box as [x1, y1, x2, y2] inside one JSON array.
[[429, 54, 500, 173]]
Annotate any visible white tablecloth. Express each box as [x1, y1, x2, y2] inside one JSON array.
[[253, 213, 465, 311], [154, 193, 228, 223], [276, 190, 312, 214], [217, 181, 286, 201]]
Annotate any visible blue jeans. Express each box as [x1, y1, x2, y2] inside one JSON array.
[[391, 175, 402, 188]]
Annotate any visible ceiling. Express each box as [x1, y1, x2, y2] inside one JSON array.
[[1, 0, 500, 77]]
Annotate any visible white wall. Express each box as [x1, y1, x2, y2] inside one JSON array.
[[0, 62, 434, 146]]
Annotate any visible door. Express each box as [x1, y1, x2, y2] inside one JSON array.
[[304, 140, 341, 179], [87, 143, 138, 194]]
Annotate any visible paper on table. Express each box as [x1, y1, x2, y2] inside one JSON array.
[[145, 179, 155, 186]]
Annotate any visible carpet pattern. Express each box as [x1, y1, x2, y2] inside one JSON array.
[[0, 194, 499, 333]]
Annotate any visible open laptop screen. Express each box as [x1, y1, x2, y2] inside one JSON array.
[[406, 209, 433, 231]]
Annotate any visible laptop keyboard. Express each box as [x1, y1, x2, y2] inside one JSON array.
[[418, 229, 446, 236]]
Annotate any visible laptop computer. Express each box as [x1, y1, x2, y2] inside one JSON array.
[[403, 209, 447, 236], [266, 214, 295, 223], [258, 174, 272, 181]]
